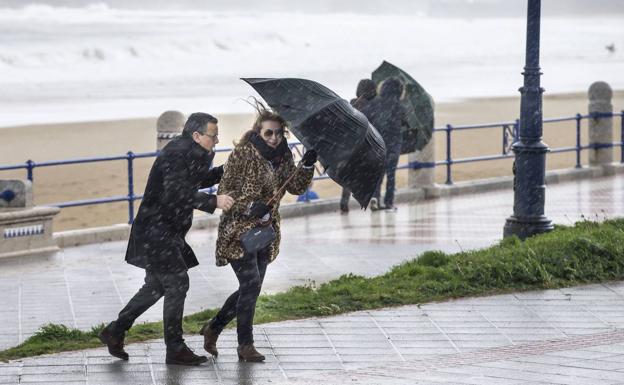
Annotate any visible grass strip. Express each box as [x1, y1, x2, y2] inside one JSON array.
[[2, 218, 623, 362]]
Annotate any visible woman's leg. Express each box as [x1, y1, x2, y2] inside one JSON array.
[[208, 255, 256, 334], [208, 249, 270, 343], [232, 252, 264, 345]]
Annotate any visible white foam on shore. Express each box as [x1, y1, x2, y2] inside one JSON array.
[[0, 6, 622, 127]]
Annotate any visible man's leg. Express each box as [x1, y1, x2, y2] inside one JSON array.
[[384, 148, 401, 208], [371, 177, 383, 211], [100, 270, 164, 359], [340, 187, 351, 212], [158, 270, 190, 351], [158, 269, 208, 365], [114, 271, 164, 332]]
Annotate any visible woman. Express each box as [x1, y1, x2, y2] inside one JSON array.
[[200, 104, 316, 362]]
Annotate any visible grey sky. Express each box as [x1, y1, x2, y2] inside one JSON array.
[[1, 0, 624, 16]]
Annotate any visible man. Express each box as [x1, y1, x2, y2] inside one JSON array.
[[99, 113, 234, 365], [362, 77, 406, 211], [341, 79, 377, 213]]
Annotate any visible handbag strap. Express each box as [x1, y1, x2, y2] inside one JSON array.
[[266, 161, 304, 206]]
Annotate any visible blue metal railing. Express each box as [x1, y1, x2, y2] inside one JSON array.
[[1, 111, 623, 224], [398, 111, 624, 185]]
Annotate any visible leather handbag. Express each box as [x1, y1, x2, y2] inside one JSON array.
[[240, 223, 276, 254]]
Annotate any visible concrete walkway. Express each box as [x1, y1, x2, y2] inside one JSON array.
[[2, 282, 624, 384], [0, 174, 622, 354]]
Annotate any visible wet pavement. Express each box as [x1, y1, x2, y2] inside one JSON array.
[[2, 282, 624, 384], [0, 175, 624, 358], [0, 174, 622, 352]]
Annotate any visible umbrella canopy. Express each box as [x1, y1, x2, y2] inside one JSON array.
[[372, 61, 435, 153], [242, 77, 386, 208]]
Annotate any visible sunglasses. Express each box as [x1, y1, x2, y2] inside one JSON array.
[[262, 128, 284, 138]]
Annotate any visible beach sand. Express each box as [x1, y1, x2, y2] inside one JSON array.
[[1, 91, 622, 231]]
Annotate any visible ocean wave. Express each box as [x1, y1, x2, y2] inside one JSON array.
[[0, 11, 621, 119]]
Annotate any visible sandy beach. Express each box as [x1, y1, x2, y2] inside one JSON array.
[[1, 91, 622, 231]]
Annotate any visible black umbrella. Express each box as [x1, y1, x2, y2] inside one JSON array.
[[372, 61, 435, 153], [242, 77, 386, 208]]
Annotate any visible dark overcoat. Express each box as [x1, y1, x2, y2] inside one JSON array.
[[361, 78, 407, 150], [125, 135, 221, 272]]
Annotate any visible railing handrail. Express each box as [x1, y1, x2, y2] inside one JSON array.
[[1, 111, 622, 224], [431, 111, 624, 132], [0, 141, 309, 171]]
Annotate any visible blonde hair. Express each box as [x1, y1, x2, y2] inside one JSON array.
[[236, 98, 290, 146]]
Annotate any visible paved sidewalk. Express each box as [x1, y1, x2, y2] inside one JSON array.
[[0, 174, 622, 352], [2, 282, 624, 384]]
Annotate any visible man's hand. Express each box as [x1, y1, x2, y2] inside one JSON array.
[[216, 195, 234, 211], [211, 165, 224, 181]]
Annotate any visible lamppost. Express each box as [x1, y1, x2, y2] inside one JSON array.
[[503, 0, 553, 239]]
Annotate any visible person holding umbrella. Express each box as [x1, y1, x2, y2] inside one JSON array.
[[362, 77, 407, 211], [340, 78, 377, 214], [200, 103, 316, 362]]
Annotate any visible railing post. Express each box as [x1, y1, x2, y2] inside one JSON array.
[[127, 151, 135, 224], [588, 81, 613, 166], [502, 125, 507, 155], [575, 113, 582, 168], [621, 111, 624, 164], [157, 111, 185, 150], [445, 124, 453, 185], [408, 132, 436, 190], [26, 160, 34, 182]]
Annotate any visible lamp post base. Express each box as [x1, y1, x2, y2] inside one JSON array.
[[504, 215, 553, 240]]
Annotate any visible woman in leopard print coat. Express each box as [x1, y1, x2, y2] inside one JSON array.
[[201, 105, 315, 361]]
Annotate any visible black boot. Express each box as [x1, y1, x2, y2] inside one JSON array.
[[98, 322, 129, 360], [166, 344, 208, 366], [237, 344, 265, 362], [200, 323, 220, 357]]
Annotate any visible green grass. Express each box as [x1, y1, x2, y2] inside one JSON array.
[[2, 218, 624, 362]]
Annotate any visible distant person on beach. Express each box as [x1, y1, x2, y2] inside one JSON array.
[[362, 77, 406, 211], [199, 103, 315, 362], [99, 113, 234, 366], [340, 78, 377, 214]]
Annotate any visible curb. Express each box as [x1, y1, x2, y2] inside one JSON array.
[[53, 164, 624, 248]]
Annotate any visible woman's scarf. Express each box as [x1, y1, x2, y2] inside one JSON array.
[[250, 132, 289, 169]]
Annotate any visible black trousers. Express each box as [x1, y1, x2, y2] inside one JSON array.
[[113, 269, 189, 350], [210, 248, 270, 345], [374, 145, 401, 206], [340, 187, 351, 211]]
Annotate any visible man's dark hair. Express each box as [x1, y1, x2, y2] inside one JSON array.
[[183, 112, 218, 137]]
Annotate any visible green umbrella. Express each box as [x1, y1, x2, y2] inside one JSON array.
[[372, 60, 434, 153]]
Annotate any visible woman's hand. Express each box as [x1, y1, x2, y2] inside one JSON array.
[[216, 194, 234, 211], [248, 201, 273, 219], [301, 149, 317, 167]]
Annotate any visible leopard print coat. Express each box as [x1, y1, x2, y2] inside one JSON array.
[[215, 141, 314, 266]]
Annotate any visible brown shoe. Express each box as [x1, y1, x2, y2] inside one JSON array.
[[199, 323, 219, 357], [166, 344, 208, 366], [237, 344, 265, 362], [98, 322, 129, 360]]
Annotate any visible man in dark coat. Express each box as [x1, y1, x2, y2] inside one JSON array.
[[340, 79, 377, 213], [361, 77, 406, 210], [99, 112, 234, 366]]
